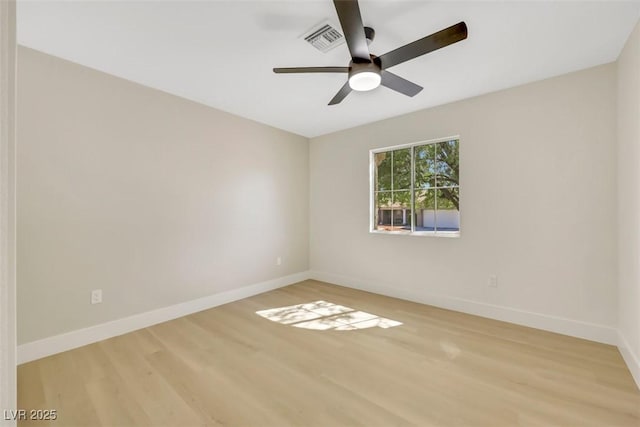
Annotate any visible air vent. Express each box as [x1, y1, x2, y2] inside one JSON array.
[[302, 21, 345, 53]]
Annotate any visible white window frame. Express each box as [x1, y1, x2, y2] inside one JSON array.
[[369, 135, 460, 238]]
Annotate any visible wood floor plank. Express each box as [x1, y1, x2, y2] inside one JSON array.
[[17, 280, 640, 426]]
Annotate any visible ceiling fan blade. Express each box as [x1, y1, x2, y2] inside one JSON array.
[[377, 22, 467, 70], [273, 67, 349, 74], [381, 71, 423, 97], [333, 0, 370, 61], [328, 81, 352, 105]]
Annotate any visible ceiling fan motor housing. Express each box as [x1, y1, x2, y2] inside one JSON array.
[[364, 26, 375, 44]]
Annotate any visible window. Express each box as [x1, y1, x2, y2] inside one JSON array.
[[371, 137, 460, 237]]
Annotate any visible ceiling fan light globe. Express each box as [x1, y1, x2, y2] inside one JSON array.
[[348, 71, 381, 91]]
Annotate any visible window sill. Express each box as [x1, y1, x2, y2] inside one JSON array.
[[369, 230, 460, 238]]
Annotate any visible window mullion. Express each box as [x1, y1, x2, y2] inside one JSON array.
[[410, 145, 415, 234], [390, 151, 394, 230], [434, 144, 438, 234]]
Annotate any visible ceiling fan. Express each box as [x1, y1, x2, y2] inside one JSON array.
[[273, 0, 468, 105]]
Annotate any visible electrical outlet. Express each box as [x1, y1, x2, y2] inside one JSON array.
[[276, 256, 282, 266], [488, 275, 498, 288], [91, 289, 102, 304]]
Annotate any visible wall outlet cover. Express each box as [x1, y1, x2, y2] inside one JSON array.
[[91, 289, 102, 304]]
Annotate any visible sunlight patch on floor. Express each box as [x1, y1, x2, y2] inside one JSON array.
[[256, 300, 402, 331]]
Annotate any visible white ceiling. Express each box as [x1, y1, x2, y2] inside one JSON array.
[[17, 1, 640, 138]]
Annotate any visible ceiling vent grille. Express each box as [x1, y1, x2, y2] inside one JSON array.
[[302, 21, 345, 53]]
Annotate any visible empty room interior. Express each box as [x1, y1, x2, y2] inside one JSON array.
[[2, 0, 640, 425]]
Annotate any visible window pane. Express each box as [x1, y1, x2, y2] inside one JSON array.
[[393, 148, 411, 190], [375, 152, 392, 191], [414, 190, 436, 232], [375, 191, 392, 231], [436, 188, 460, 232], [414, 144, 436, 189], [392, 190, 411, 232], [435, 140, 459, 188]]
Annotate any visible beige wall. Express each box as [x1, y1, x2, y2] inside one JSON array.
[[1, 0, 17, 419], [617, 19, 640, 378], [17, 47, 309, 344], [310, 64, 618, 339]]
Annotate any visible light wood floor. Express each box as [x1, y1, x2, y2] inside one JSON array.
[[18, 280, 640, 427]]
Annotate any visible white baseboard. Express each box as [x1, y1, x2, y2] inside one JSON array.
[[618, 331, 640, 390], [18, 271, 311, 364], [309, 270, 619, 345]]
